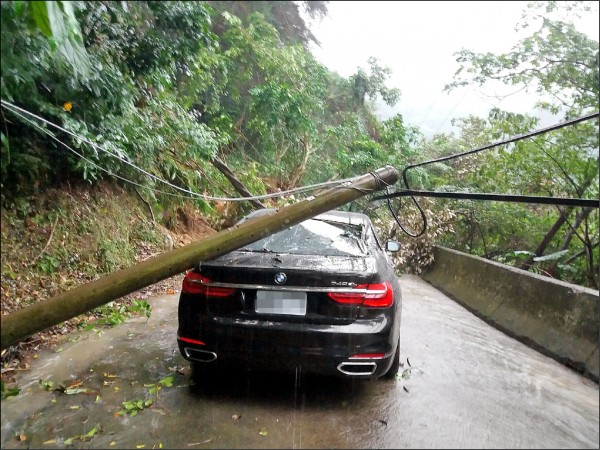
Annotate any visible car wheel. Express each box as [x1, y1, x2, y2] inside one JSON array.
[[381, 337, 401, 380]]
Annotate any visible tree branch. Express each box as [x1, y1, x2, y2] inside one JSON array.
[[30, 216, 60, 265], [134, 187, 155, 223], [564, 241, 599, 265], [210, 156, 265, 209]]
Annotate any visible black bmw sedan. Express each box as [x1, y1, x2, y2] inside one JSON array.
[[177, 208, 402, 379]]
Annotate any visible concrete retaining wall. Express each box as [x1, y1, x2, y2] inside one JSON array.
[[421, 246, 599, 382]]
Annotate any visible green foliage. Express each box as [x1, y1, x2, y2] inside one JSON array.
[[433, 1, 599, 288], [1, 0, 404, 203], [116, 375, 172, 416], [447, 1, 598, 113], [209, 1, 328, 48], [350, 57, 401, 108], [337, 139, 384, 176], [1, 1, 221, 211], [92, 302, 131, 327], [130, 299, 152, 321], [37, 255, 60, 274], [116, 398, 154, 417], [2, 0, 596, 290], [145, 375, 174, 396], [27, 1, 91, 77], [1, 380, 21, 399], [88, 299, 152, 328], [82, 424, 101, 440], [38, 379, 55, 390]]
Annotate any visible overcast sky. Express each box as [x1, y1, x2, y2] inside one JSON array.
[[306, 1, 599, 137]]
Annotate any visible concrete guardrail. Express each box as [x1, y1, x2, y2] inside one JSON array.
[[421, 246, 599, 382]]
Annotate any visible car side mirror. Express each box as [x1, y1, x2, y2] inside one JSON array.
[[386, 240, 400, 253]]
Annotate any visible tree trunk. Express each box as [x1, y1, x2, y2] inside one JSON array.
[[559, 207, 594, 250], [288, 137, 314, 188], [210, 157, 265, 209], [548, 207, 594, 272], [1, 166, 399, 349], [518, 207, 572, 271], [563, 242, 599, 265]]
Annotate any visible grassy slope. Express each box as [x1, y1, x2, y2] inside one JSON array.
[[1, 182, 216, 384]]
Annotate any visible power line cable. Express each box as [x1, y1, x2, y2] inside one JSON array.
[[381, 110, 600, 237], [403, 111, 599, 176], [415, 92, 443, 131], [6, 107, 203, 200], [431, 87, 472, 135], [1, 100, 361, 202]]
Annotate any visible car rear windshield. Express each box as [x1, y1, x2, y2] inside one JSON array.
[[241, 219, 367, 256]]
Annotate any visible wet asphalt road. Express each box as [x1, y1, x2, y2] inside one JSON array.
[[1, 274, 598, 449]]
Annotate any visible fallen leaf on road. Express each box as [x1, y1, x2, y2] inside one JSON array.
[[65, 388, 91, 395], [43, 439, 57, 444], [84, 424, 101, 439], [187, 439, 212, 446], [232, 414, 241, 420], [39, 379, 54, 390], [259, 430, 268, 436]]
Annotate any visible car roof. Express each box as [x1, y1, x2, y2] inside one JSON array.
[[243, 208, 371, 227]]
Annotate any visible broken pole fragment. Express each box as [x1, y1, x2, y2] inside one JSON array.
[[1, 166, 399, 349]]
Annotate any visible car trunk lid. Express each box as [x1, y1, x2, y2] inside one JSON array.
[[197, 252, 380, 323]]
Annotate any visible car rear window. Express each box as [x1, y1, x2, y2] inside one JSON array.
[[241, 219, 367, 256]]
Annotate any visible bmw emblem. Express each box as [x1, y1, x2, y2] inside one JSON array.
[[274, 272, 287, 285]]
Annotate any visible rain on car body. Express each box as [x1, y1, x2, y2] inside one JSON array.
[[177, 209, 402, 379]]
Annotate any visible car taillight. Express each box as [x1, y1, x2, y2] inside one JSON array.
[[327, 281, 393, 308], [182, 272, 237, 297], [349, 353, 386, 359], [178, 336, 206, 346]]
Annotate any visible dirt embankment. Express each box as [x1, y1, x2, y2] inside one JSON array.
[[1, 182, 217, 385]]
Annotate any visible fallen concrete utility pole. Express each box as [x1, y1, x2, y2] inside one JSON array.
[[1, 166, 399, 349]]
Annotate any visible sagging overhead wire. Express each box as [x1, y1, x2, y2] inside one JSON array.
[[0, 99, 360, 202], [5, 107, 203, 200], [373, 190, 599, 208], [374, 111, 600, 238]]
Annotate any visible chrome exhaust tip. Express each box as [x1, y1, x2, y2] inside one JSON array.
[[337, 361, 377, 376], [184, 347, 218, 363]]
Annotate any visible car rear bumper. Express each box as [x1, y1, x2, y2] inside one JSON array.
[[177, 314, 399, 378]]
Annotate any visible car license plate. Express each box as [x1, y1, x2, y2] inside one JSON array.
[[255, 291, 307, 316]]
